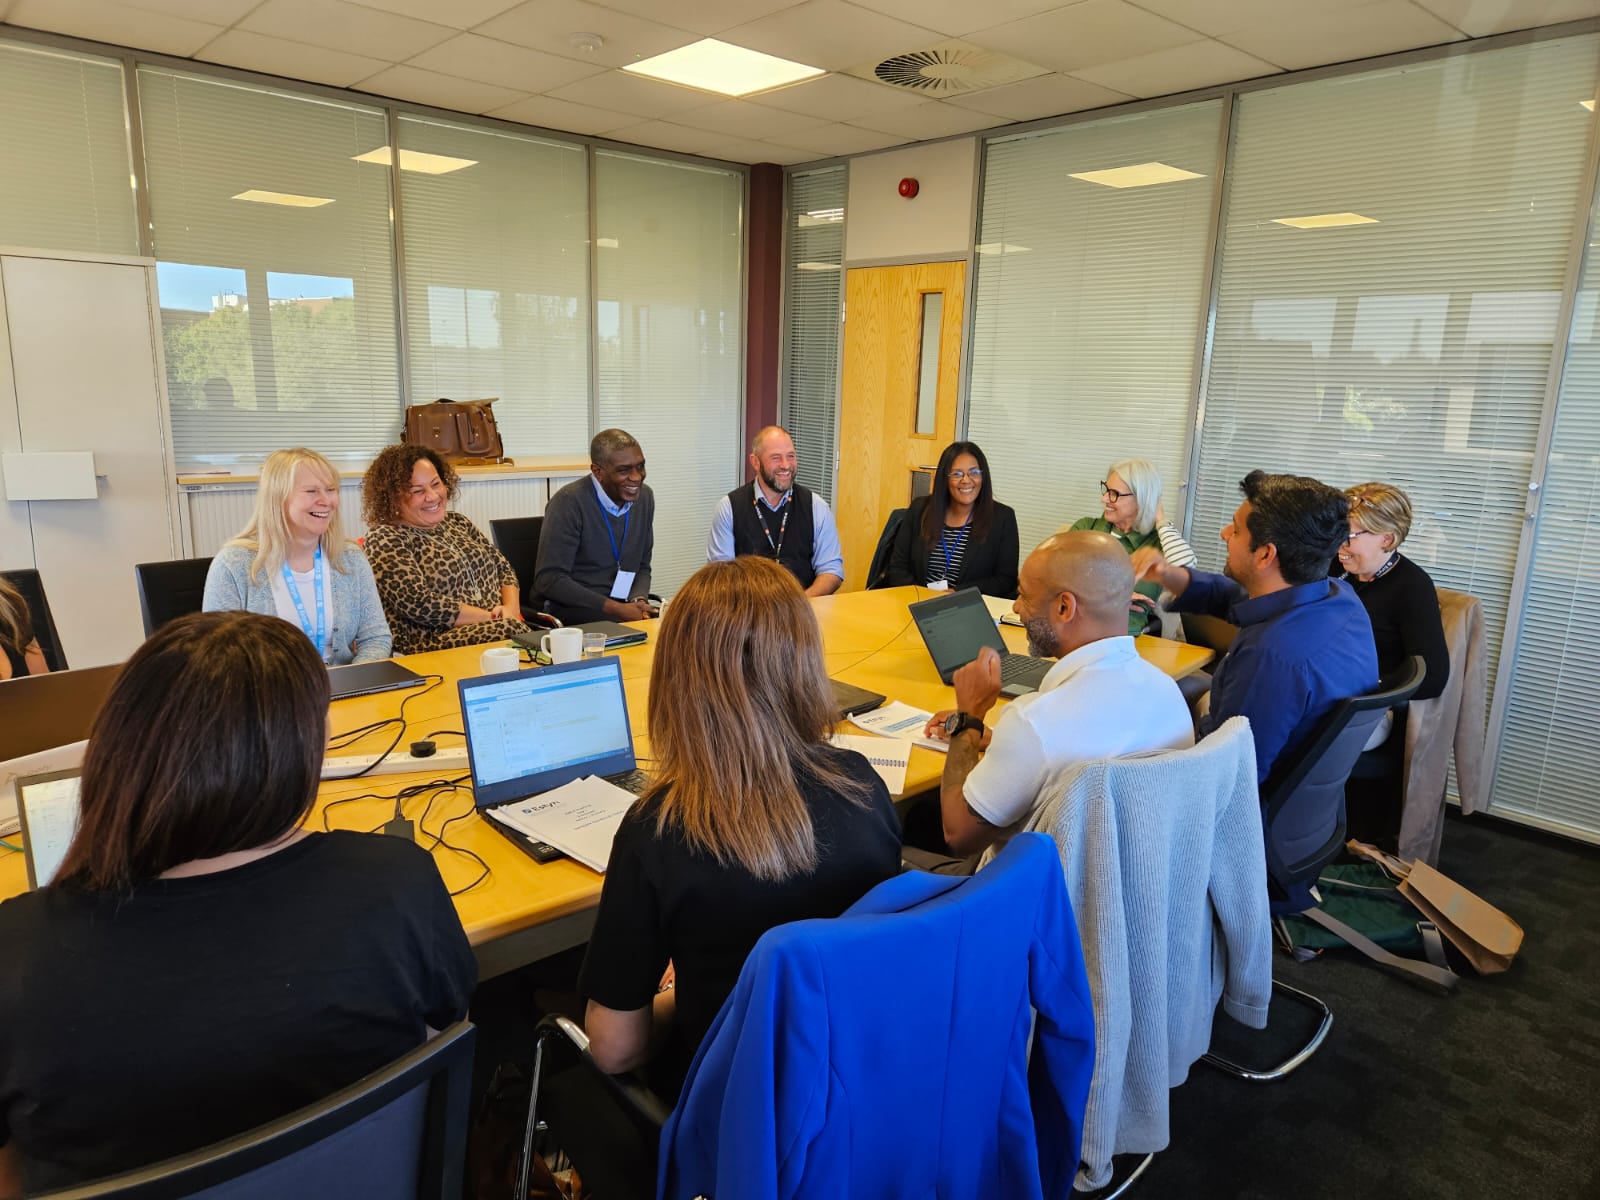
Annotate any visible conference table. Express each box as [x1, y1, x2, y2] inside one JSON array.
[[0, 587, 1212, 981]]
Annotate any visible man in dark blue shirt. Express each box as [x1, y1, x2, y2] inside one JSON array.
[[1132, 470, 1377, 786]]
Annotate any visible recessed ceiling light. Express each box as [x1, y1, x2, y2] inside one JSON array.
[[797, 207, 844, 227], [1068, 162, 1205, 189], [1272, 212, 1378, 229], [353, 147, 478, 174], [624, 38, 823, 98], [1582, 99, 1596, 112], [974, 242, 1031, 255], [796, 261, 840, 271], [231, 189, 334, 207], [596, 237, 620, 249]]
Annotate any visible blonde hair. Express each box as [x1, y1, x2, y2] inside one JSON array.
[[643, 557, 871, 881], [1345, 481, 1413, 551], [0, 574, 33, 657], [228, 448, 351, 584]]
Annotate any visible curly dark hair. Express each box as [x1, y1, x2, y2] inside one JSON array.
[[361, 444, 460, 528]]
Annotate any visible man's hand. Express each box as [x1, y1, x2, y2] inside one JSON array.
[[924, 709, 993, 749], [1130, 546, 1190, 596], [605, 597, 656, 622], [953, 646, 1002, 721]]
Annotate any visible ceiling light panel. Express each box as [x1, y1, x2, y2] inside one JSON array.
[[1069, 161, 1205, 188], [623, 38, 823, 97], [231, 189, 335, 207], [1272, 212, 1379, 229], [353, 147, 479, 174]]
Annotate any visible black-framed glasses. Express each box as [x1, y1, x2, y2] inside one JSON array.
[[1100, 481, 1134, 501], [1342, 529, 1376, 546], [948, 468, 984, 482]]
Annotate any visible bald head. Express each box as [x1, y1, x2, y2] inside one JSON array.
[[1028, 531, 1135, 631], [751, 425, 792, 457]]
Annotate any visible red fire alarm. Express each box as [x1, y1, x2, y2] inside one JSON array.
[[898, 176, 919, 199]]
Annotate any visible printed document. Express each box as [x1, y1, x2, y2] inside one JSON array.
[[849, 700, 949, 754], [828, 732, 910, 794], [489, 775, 635, 872]]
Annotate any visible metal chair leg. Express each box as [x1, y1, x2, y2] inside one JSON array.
[[1201, 980, 1333, 1082], [1097, 1152, 1155, 1199]]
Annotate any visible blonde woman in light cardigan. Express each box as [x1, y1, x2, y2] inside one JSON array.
[[202, 448, 392, 664]]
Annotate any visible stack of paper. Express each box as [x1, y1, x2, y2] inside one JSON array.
[[849, 700, 949, 754], [488, 775, 635, 872], [829, 732, 910, 794]]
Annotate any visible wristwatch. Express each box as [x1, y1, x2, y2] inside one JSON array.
[[943, 711, 985, 740]]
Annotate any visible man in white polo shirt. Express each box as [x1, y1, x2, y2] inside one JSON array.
[[911, 530, 1195, 873]]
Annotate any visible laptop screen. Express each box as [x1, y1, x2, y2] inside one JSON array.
[[458, 656, 637, 809], [910, 587, 1008, 681], [17, 769, 81, 889]]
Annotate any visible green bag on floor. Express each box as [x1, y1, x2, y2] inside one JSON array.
[[1279, 862, 1423, 955]]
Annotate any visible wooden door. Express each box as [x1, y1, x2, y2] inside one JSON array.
[[836, 261, 965, 590]]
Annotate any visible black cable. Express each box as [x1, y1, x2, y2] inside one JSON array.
[[321, 674, 446, 785], [423, 792, 491, 896]]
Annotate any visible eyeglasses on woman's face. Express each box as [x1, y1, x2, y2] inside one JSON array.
[[1342, 528, 1376, 546], [947, 468, 983, 483], [1101, 481, 1134, 502]]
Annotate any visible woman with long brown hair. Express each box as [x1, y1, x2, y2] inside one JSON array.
[[578, 556, 902, 1095], [0, 576, 46, 679], [0, 611, 475, 1195]]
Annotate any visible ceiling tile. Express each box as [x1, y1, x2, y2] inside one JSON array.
[[737, 140, 819, 164], [476, 0, 697, 68], [604, 118, 738, 155], [546, 68, 722, 116], [669, 97, 828, 138], [1222, 1, 1464, 71], [118, 0, 264, 22], [588, 0, 809, 37], [747, 72, 929, 120], [240, 0, 454, 60], [408, 32, 604, 91], [357, 63, 528, 111], [345, 0, 524, 26], [848, 0, 1070, 39], [696, 134, 814, 163], [973, 0, 1207, 73], [850, 98, 1006, 138], [7, 0, 222, 55], [1124, 0, 1373, 37], [720, 0, 942, 72], [1412, 0, 1600, 37], [1073, 38, 1279, 97], [487, 93, 638, 133], [775, 121, 913, 155], [944, 71, 1132, 119], [199, 29, 391, 87]]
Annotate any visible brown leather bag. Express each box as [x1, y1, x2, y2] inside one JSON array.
[[403, 398, 508, 466]]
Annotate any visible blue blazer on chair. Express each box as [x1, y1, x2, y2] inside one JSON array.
[[660, 833, 1096, 1200]]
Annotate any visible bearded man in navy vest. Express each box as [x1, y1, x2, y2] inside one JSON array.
[[706, 426, 843, 596]]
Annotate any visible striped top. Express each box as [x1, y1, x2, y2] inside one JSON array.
[[925, 522, 972, 585]]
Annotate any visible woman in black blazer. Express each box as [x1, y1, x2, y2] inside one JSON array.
[[884, 441, 1019, 598]]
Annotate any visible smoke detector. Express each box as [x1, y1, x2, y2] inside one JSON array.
[[845, 40, 1047, 97]]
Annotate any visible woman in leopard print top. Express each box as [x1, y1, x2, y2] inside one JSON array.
[[361, 445, 536, 655]]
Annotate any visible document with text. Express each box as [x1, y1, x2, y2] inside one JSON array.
[[488, 775, 636, 872], [849, 700, 949, 754], [828, 732, 910, 794]]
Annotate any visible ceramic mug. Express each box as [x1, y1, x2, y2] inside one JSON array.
[[480, 645, 520, 675], [541, 626, 584, 664]]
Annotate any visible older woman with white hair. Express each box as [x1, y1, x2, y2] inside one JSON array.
[[1066, 458, 1197, 636]]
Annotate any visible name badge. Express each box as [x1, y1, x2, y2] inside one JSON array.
[[610, 569, 637, 601], [927, 579, 950, 591]]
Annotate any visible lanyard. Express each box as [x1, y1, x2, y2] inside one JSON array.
[[593, 487, 631, 566], [1370, 552, 1400, 581], [936, 513, 972, 580], [281, 544, 327, 662], [754, 483, 790, 560]]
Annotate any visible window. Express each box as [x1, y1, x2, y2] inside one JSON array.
[[399, 116, 590, 459], [140, 68, 399, 468], [781, 166, 845, 503]]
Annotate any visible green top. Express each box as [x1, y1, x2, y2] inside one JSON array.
[[1069, 515, 1162, 635]]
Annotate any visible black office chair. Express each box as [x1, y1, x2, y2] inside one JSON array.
[[2, 567, 68, 671], [489, 516, 543, 611], [134, 557, 214, 638], [37, 1021, 475, 1199], [864, 507, 907, 590], [1203, 656, 1430, 1082]]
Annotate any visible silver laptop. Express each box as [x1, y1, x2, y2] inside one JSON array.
[[15, 767, 81, 889], [909, 586, 1051, 693]]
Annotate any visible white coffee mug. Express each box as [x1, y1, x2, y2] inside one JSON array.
[[480, 646, 520, 675], [542, 626, 584, 664]]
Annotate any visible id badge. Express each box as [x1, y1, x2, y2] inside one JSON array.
[[927, 579, 950, 591], [610, 569, 637, 601]]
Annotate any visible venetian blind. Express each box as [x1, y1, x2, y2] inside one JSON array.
[[1193, 36, 1600, 707], [399, 116, 590, 459], [781, 166, 845, 503], [139, 68, 400, 468], [594, 150, 743, 595], [968, 100, 1223, 552], [0, 40, 135, 257]]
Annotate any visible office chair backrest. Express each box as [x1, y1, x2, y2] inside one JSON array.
[[489, 517, 543, 610], [1262, 655, 1427, 914], [3, 568, 68, 671], [134, 558, 214, 638], [865, 507, 906, 590], [36, 1021, 475, 1200]]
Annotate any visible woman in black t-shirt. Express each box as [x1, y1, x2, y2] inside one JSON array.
[[0, 612, 475, 1196], [579, 556, 903, 1096]]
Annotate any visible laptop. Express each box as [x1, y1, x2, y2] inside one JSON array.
[[15, 767, 81, 889], [830, 678, 885, 719], [909, 586, 1052, 693], [1, 663, 122, 762], [458, 656, 647, 865], [573, 620, 649, 649], [327, 660, 427, 701]]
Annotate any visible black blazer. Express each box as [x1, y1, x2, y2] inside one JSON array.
[[884, 497, 1019, 599]]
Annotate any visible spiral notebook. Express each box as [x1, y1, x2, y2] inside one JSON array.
[[828, 732, 909, 795]]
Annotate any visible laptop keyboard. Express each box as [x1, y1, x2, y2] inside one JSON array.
[[999, 654, 1043, 684], [606, 768, 650, 795]]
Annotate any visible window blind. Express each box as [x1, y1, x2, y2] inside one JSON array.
[[967, 101, 1223, 554], [139, 68, 400, 469], [1192, 36, 1600, 706], [0, 42, 135, 256], [398, 116, 590, 459], [781, 166, 845, 503], [594, 150, 743, 595]]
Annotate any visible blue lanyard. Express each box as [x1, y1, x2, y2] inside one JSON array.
[[937, 514, 971, 579], [593, 487, 630, 566], [281, 544, 327, 661]]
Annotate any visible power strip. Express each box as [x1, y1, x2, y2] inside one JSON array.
[[321, 747, 470, 780]]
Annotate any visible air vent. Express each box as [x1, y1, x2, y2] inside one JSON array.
[[846, 40, 1047, 97]]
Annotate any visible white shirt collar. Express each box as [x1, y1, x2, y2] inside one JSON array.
[[1036, 635, 1138, 693], [591, 474, 632, 517]]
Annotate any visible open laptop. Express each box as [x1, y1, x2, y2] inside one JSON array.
[[15, 768, 81, 889], [328, 660, 426, 701], [909, 586, 1052, 693], [1, 663, 121, 762], [458, 656, 647, 865]]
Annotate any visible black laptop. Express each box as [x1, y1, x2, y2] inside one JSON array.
[[909, 587, 1051, 693], [327, 660, 426, 701]]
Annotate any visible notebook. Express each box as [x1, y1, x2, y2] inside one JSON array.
[[909, 586, 1051, 693], [458, 656, 646, 867], [327, 660, 426, 701], [15, 768, 81, 889]]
